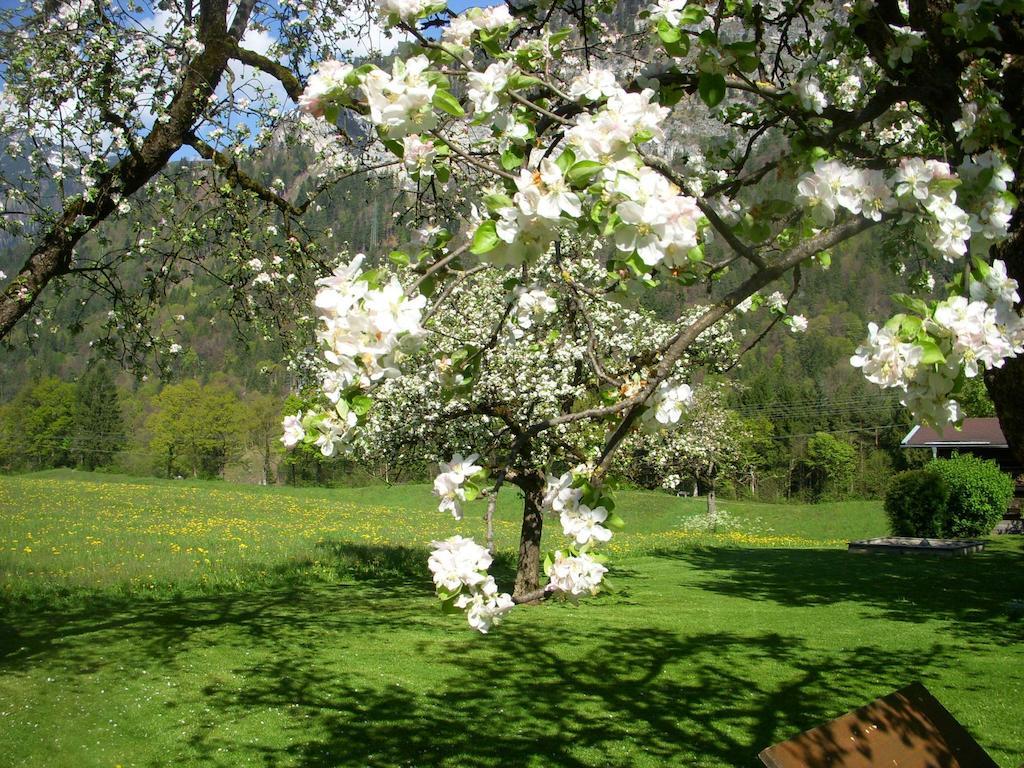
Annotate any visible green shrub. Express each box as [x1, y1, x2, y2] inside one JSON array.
[[928, 454, 1014, 537], [884, 469, 950, 537]]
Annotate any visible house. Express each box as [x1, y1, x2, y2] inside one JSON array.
[[901, 417, 1022, 531], [901, 418, 1017, 468]]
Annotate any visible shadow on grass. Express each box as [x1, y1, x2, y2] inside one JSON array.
[[652, 544, 1024, 644], [0, 541, 1019, 767], [185, 627, 980, 768], [0, 542, 442, 667]]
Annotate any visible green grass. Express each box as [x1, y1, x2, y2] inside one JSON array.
[[1, 470, 1022, 767]]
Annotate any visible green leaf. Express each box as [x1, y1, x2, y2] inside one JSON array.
[[508, 72, 543, 90], [356, 268, 384, 288], [549, 27, 572, 47], [437, 586, 461, 601], [698, 72, 726, 107], [350, 395, 373, 416], [424, 70, 450, 88], [726, 39, 757, 55], [419, 275, 438, 297], [381, 138, 404, 158], [566, 160, 604, 186], [747, 220, 771, 243], [918, 338, 946, 365], [432, 89, 465, 117], [388, 250, 410, 266], [440, 597, 463, 615], [892, 293, 929, 316], [678, 4, 707, 24], [543, 552, 553, 576], [463, 481, 480, 502], [657, 18, 682, 43], [483, 192, 514, 212], [501, 146, 525, 171], [737, 54, 759, 73], [470, 220, 500, 254], [555, 148, 576, 174], [658, 84, 686, 106]]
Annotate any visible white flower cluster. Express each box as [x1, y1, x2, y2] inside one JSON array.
[[360, 56, 437, 138], [568, 68, 619, 102], [511, 286, 557, 339], [796, 159, 896, 227], [792, 77, 827, 114], [478, 85, 702, 271], [641, 379, 694, 431], [467, 60, 514, 116], [297, 60, 353, 119], [542, 471, 613, 546], [315, 254, 425, 394], [850, 322, 925, 390], [959, 151, 1016, 241], [442, 4, 515, 50], [546, 550, 608, 596], [612, 167, 702, 269], [432, 452, 483, 520], [645, 0, 700, 28], [852, 259, 1024, 427], [379, 0, 435, 24], [279, 408, 358, 457], [797, 154, 1014, 262], [281, 413, 305, 448], [886, 25, 925, 67], [402, 134, 436, 179], [427, 535, 514, 633]]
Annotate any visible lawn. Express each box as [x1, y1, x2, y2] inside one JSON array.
[[1, 470, 1022, 767]]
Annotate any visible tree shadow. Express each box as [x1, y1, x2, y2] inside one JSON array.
[[1, 541, 1019, 767], [0, 542, 443, 671], [652, 545, 1024, 645], [185, 624, 982, 768]]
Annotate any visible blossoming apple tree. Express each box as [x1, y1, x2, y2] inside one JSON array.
[[282, 0, 1024, 630], [287, 245, 734, 617]]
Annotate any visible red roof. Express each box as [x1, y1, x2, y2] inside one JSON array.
[[902, 417, 1007, 448]]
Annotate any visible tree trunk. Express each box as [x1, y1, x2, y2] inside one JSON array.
[[262, 434, 272, 485], [513, 479, 544, 600], [485, 492, 497, 555]]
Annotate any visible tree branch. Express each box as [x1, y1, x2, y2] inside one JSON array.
[[186, 133, 303, 216], [591, 214, 883, 480], [224, 39, 303, 101]]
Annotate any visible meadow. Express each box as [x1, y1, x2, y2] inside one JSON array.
[[1, 470, 1022, 767]]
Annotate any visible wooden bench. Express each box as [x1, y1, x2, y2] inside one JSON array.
[[758, 682, 1000, 767]]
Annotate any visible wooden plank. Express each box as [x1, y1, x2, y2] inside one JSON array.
[[758, 682, 998, 767]]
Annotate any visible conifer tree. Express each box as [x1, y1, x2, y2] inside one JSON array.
[[73, 365, 126, 471]]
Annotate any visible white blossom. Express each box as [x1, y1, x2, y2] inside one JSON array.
[[547, 550, 607, 596]]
